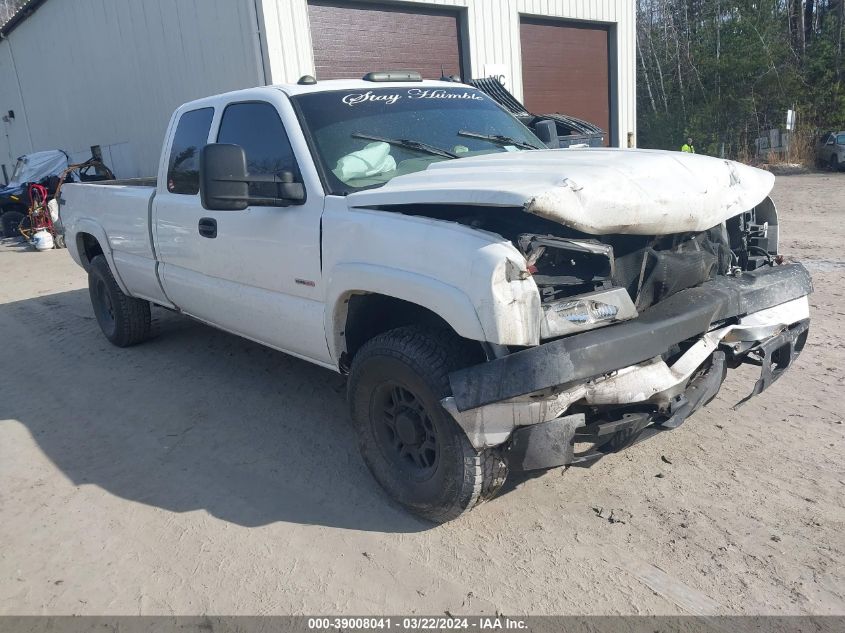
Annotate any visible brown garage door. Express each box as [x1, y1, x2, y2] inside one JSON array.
[[520, 18, 611, 144], [308, 1, 464, 81]]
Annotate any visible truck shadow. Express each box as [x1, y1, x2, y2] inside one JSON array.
[[1, 288, 432, 533]]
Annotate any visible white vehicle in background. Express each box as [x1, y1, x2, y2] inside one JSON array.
[[60, 72, 812, 522]]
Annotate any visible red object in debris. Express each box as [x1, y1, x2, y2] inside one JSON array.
[[27, 183, 55, 235]]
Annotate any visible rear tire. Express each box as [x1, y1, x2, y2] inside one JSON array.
[[1, 211, 25, 238], [348, 326, 508, 523], [88, 255, 151, 347], [830, 155, 839, 171]]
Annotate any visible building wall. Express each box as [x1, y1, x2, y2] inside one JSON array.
[[258, 0, 636, 147], [0, 0, 265, 178], [0, 38, 32, 180]]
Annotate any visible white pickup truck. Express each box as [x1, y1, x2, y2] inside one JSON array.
[[61, 73, 812, 522]]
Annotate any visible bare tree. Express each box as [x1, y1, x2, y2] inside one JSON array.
[[805, 0, 816, 46]]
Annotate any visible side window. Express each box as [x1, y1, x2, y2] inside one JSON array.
[[217, 101, 299, 198], [167, 107, 214, 195], [837, 134, 845, 145]]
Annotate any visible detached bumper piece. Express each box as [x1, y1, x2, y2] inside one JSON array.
[[508, 352, 729, 471], [733, 318, 810, 408], [507, 322, 812, 471]]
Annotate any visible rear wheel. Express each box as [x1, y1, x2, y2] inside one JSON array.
[[1, 210, 25, 239], [88, 255, 151, 347], [830, 154, 839, 171], [348, 326, 508, 522]]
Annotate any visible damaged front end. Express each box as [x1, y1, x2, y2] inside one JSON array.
[[441, 200, 812, 471], [520, 225, 736, 339], [443, 292, 810, 468], [347, 148, 810, 471]]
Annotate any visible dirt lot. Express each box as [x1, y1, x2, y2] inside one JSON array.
[[0, 173, 843, 616]]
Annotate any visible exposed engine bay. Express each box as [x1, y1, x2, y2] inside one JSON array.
[[366, 197, 781, 315]]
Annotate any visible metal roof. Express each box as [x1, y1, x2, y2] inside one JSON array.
[[0, 0, 48, 37]]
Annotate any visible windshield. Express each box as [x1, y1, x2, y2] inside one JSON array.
[[292, 86, 544, 194]]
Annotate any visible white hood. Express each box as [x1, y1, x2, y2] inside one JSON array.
[[345, 148, 775, 235]]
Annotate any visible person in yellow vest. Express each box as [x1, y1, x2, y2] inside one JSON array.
[[681, 137, 695, 153]]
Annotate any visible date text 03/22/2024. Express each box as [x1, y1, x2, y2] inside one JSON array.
[[306, 617, 528, 630]]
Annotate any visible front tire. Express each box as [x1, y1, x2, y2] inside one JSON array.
[[830, 155, 839, 171], [88, 255, 151, 347], [348, 326, 508, 523]]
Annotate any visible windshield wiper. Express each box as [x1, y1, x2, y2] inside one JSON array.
[[457, 130, 543, 151], [351, 133, 459, 159]]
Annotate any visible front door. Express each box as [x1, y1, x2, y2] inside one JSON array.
[[154, 99, 330, 365]]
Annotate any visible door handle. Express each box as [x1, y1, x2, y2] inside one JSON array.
[[198, 217, 217, 239]]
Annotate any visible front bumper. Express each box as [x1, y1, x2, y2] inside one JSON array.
[[442, 263, 813, 465]]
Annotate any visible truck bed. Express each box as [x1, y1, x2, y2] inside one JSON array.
[[61, 179, 164, 305]]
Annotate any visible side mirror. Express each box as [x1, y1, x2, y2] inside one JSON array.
[[533, 119, 560, 149], [200, 143, 249, 211], [276, 170, 306, 203], [200, 143, 306, 211]]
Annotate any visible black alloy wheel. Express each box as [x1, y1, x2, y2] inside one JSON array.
[[373, 382, 439, 479]]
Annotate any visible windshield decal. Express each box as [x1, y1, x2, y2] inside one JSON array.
[[341, 89, 484, 107]]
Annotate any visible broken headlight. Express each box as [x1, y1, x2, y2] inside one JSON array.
[[518, 234, 615, 302], [539, 287, 638, 339], [517, 234, 641, 338], [553, 298, 619, 323]]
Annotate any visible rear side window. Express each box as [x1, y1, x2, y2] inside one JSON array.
[[216, 101, 299, 198], [167, 107, 214, 195], [837, 134, 845, 145]]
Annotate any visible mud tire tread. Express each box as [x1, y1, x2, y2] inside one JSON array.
[[88, 255, 151, 347], [349, 326, 508, 522]]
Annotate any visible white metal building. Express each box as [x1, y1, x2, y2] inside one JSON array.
[[0, 0, 636, 180]]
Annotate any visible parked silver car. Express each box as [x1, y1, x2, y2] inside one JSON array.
[[816, 131, 845, 170]]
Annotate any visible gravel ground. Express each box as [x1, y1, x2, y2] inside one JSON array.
[[0, 173, 843, 616]]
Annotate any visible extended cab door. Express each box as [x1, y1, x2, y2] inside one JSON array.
[[153, 95, 331, 366]]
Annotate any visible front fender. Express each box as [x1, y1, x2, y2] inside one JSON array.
[[325, 263, 486, 363]]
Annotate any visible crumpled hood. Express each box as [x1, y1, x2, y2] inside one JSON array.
[[345, 148, 775, 235]]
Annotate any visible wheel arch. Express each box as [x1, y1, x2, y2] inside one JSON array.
[[325, 264, 487, 371], [70, 221, 130, 294]]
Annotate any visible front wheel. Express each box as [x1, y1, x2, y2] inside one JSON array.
[[88, 255, 152, 347], [348, 326, 508, 523], [830, 155, 840, 171]]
